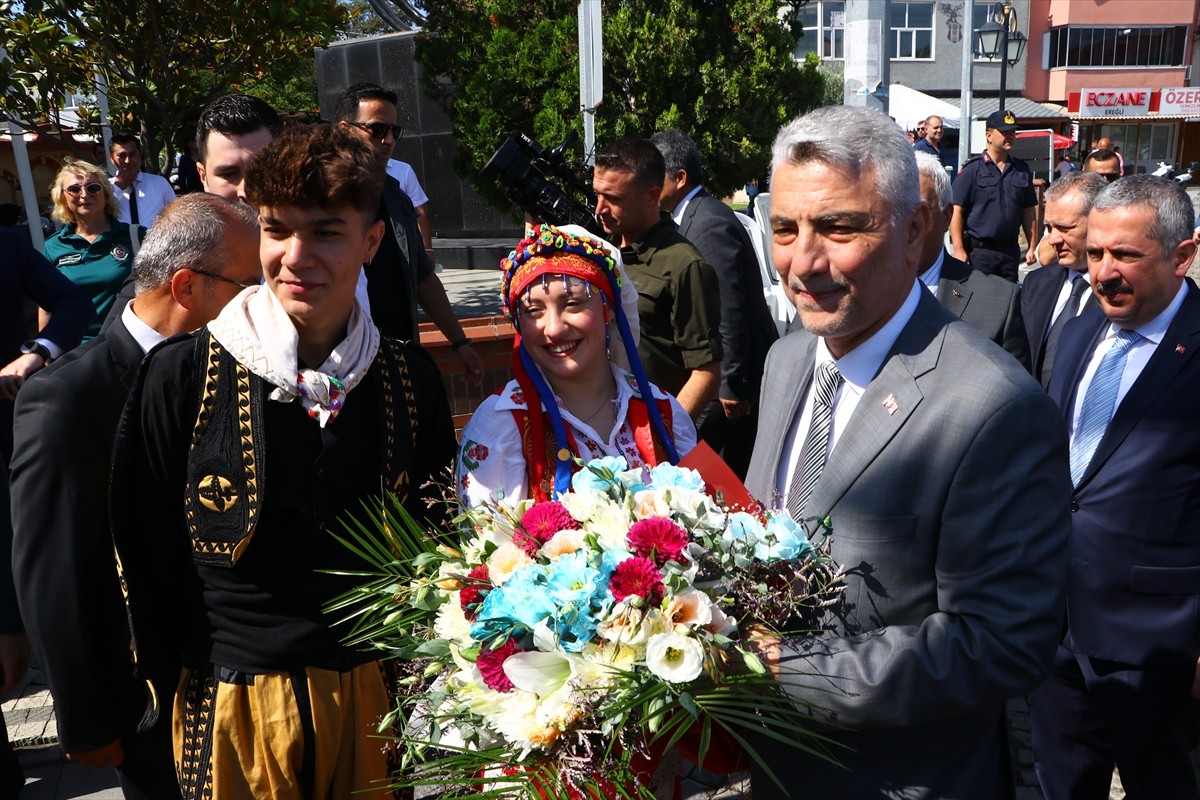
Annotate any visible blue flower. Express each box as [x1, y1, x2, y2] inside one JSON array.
[[648, 463, 704, 494], [763, 514, 813, 561], [722, 512, 811, 562], [470, 565, 556, 643], [543, 551, 612, 651], [571, 456, 630, 495], [723, 512, 766, 552]]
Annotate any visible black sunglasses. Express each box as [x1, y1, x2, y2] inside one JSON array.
[[64, 182, 104, 196], [189, 267, 260, 289], [347, 121, 404, 141]]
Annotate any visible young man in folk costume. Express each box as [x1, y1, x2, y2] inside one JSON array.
[[112, 123, 456, 799]]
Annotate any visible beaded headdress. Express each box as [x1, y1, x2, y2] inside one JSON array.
[[500, 224, 679, 496]]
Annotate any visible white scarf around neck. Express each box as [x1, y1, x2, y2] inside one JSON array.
[[208, 284, 380, 427]]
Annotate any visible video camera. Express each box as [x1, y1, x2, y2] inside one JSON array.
[[480, 133, 601, 235]]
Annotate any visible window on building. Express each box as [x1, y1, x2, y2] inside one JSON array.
[[1047, 25, 1188, 68], [794, 0, 845, 61], [890, 2, 934, 60]]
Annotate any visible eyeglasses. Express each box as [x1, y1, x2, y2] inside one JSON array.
[[64, 182, 104, 197], [347, 121, 404, 141], [189, 267, 260, 289]]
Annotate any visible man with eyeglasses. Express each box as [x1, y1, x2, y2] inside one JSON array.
[[9, 193, 261, 800], [109, 133, 177, 229], [334, 82, 483, 382]]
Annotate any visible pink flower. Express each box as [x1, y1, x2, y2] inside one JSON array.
[[627, 517, 689, 566], [514, 501, 577, 556], [609, 557, 664, 605], [459, 564, 492, 620], [477, 638, 527, 693]]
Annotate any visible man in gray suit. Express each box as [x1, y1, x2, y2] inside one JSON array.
[[744, 105, 1072, 799], [915, 151, 1031, 368]]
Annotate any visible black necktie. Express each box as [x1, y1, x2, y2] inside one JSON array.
[[127, 185, 140, 226], [1039, 274, 1089, 389]]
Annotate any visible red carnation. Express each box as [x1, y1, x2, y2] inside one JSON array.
[[459, 564, 492, 620], [477, 638, 528, 693], [514, 501, 577, 556], [609, 557, 665, 605], [627, 517, 689, 566]]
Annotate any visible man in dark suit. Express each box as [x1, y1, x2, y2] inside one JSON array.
[[744, 105, 1071, 799], [651, 130, 777, 477], [9, 194, 261, 799], [0, 230, 92, 794], [1022, 171, 1108, 388], [0, 228, 95, 454], [1032, 175, 1200, 799], [915, 151, 1030, 368]]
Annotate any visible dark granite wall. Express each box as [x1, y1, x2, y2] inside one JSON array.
[[315, 32, 522, 239]]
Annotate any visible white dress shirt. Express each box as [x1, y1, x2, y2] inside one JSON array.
[[386, 159, 430, 207], [110, 172, 176, 228], [120, 300, 166, 355], [1046, 268, 1091, 339], [918, 250, 945, 294], [670, 185, 704, 225], [776, 280, 923, 501], [1068, 281, 1188, 445]]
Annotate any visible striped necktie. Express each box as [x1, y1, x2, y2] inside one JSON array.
[[787, 361, 842, 519], [1069, 329, 1141, 486]]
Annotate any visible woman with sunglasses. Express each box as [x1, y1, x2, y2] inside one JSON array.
[[456, 224, 697, 508], [43, 159, 145, 340]]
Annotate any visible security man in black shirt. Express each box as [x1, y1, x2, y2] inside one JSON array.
[[950, 110, 1038, 283]]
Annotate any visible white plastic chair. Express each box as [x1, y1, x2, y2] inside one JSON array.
[[734, 206, 795, 337]]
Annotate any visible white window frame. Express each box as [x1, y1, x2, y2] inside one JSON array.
[[891, 1, 935, 61]]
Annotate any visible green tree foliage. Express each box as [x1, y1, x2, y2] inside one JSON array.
[[0, 0, 347, 171], [416, 0, 828, 209]]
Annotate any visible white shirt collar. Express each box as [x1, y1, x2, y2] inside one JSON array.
[[121, 299, 167, 355], [818, 280, 923, 390], [918, 250, 946, 294], [671, 185, 705, 225]]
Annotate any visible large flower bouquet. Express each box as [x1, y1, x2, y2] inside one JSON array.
[[331, 456, 845, 798]]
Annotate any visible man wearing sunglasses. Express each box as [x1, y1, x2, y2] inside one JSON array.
[[9, 193, 261, 800], [1083, 149, 1122, 183], [109, 133, 177, 229], [334, 83, 483, 383]]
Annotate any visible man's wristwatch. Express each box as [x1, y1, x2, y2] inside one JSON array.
[[19, 340, 52, 365]]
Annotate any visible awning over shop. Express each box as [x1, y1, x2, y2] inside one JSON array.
[[888, 84, 961, 130], [956, 96, 1071, 123]]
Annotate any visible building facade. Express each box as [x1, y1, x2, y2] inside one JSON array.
[[1025, 0, 1200, 173]]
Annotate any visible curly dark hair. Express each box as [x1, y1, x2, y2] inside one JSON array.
[[244, 123, 383, 217]]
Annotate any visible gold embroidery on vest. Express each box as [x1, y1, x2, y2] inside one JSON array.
[[229, 361, 257, 565], [196, 475, 238, 512]]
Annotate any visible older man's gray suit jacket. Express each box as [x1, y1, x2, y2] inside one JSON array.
[[743, 288, 1071, 799]]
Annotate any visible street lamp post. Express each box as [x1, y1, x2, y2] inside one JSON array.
[[975, 4, 1028, 111]]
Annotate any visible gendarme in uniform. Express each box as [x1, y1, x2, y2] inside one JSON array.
[[951, 110, 1037, 283]]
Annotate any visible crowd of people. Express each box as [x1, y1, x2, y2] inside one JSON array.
[[0, 91, 1197, 800]]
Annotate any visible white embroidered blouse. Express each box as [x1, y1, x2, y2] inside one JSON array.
[[456, 364, 697, 509]]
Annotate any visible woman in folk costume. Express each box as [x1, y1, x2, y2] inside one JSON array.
[[457, 224, 697, 507]]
